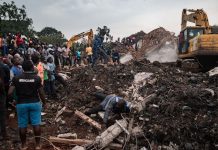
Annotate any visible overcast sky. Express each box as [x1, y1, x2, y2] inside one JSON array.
[[3, 0, 218, 39]]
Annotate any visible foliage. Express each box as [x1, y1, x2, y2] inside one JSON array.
[[37, 27, 67, 45], [0, 1, 33, 36]]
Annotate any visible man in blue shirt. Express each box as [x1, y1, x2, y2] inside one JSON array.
[[10, 57, 23, 80], [85, 92, 130, 125]]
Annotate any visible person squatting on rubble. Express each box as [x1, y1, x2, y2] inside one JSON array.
[[85, 92, 131, 126], [8, 60, 46, 150]]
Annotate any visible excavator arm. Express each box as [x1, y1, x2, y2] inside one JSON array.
[[67, 29, 93, 49], [181, 9, 211, 33]]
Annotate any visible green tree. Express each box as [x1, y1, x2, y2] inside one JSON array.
[[212, 25, 218, 34], [0, 1, 33, 36], [37, 27, 67, 45]]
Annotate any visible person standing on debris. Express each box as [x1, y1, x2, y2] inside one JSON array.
[[0, 57, 10, 108], [62, 46, 71, 68], [75, 49, 81, 66], [31, 54, 44, 85], [0, 63, 9, 140], [112, 50, 120, 65], [10, 57, 23, 80], [8, 60, 46, 150], [42, 57, 50, 96], [86, 45, 93, 64], [85, 92, 131, 126], [47, 57, 57, 99]]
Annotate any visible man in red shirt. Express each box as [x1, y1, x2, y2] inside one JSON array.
[[16, 33, 24, 48]]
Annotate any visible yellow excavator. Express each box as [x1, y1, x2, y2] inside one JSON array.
[[67, 29, 93, 49], [178, 9, 218, 70]]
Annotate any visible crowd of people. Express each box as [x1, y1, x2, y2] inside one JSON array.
[[0, 33, 65, 149], [0, 32, 123, 149]]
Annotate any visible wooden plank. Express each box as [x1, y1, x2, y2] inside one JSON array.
[[116, 120, 130, 135], [94, 119, 128, 149], [50, 137, 122, 150], [55, 106, 66, 122], [71, 146, 85, 150], [106, 143, 123, 150], [74, 110, 102, 130], [49, 136, 92, 145]]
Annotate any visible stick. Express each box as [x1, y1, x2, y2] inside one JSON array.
[[74, 110, 102, 130]]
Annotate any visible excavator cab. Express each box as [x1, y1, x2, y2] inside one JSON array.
[[178, 27, 204, 55], [178, 9, 218, 71]]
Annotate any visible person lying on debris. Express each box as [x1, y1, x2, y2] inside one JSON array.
[[85, 92, 131, 125]]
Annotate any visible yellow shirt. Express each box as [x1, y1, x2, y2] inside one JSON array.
[[86, 47, 93, 55]]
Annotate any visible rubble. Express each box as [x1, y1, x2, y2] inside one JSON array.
[[1, 27, 218, 150], [112, 27, 178, 63], [2, 57, 218, 149]]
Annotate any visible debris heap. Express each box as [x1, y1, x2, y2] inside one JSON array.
[[53, 60, 217, 149]]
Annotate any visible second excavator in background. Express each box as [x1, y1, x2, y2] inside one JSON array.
[[67, 26, 111, 50], [67, 29, 93, 49], [178, 9, 218, 71]]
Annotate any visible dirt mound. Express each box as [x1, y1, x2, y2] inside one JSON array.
[[111, 27, 177, 62], [59, 61, 217, 149], [2, 60, 217, 149], [134, 27, 177, 61]]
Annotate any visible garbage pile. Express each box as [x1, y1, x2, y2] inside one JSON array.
[[111, 27, 178, 63], [133, 27, 177, 61], [49, 60, 218, 149], [2, 59, 217, 149]]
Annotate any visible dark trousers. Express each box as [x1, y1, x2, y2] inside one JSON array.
[[85, 92, 107, 115], [94, 92, 107, 101], [62, 57, 71, 67], [44, 80, 50, 95], [87, 55, 93, 64], [45, 80, 56, 97], [49, 80, 56, 96], [0, 95, 6, 135], [85, 105, 103, 115]]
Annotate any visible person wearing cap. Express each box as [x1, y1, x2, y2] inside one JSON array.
[[85, 92, 131, 125], [8, 60, 46, 150]]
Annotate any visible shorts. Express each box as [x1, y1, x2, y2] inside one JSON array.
[[16, 102, 42, 128]]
